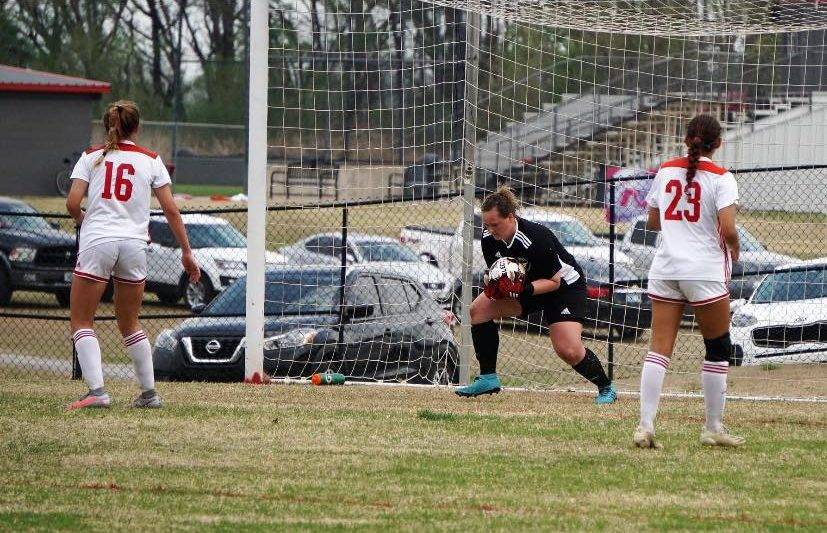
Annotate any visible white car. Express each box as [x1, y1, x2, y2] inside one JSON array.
[[400, 208, 636, 282], [619, 215, 797, 299], [520, 208, 636, 268], [731, 259, 827, 366], [278, 233, 456, 308], [146, 214, 285, 309]]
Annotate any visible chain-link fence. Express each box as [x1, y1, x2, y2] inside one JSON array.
[[1, 166, 824, 398]]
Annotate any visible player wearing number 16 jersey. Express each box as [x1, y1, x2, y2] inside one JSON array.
[[634, 114, 744, 449], [65, 100, 200, 411]]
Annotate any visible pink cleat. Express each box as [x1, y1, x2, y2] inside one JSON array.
[[67, 392, 111, 411]]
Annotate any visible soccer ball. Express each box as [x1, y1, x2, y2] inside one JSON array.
[[484, 257, 526, 299]]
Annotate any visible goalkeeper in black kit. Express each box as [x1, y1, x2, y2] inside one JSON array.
[[455, 187, 617, 403]]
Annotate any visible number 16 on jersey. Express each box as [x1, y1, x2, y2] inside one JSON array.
[[102, 161, 134, 202]]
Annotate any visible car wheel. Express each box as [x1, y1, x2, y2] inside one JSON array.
[[156, 287, 181, 306], [432, 342, 459, 385], [0, 268, 12, 306], [184, 273, 215, 311], [55, 289, 71, 307]]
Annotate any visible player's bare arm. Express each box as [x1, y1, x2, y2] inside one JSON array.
[[717, 205, 740, 263], [153, 184, 200, 283], [65, 178, 88, 226], [530, 272, 562, 295], [646, 206, 661, 231]]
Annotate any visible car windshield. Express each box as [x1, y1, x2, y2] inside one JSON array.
[[187, 223, 247, 249], [737, 226, 764, 252], [356, 240, 420, 262], [0, 203, 54, 233], [752, 268, 827, 303], [205, 270, 341, 315], [535, 220, 601, 247]]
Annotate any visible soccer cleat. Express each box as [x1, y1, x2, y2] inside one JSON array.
[[595, 383, 617, 405], [633, 426, 662, 449], [700, 426, 745, 447], [67, 392, 111, 411], [132, 393, 163, 409], [455, 373, 502, 397]]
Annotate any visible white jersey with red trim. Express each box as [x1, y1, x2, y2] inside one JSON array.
[[70, 140, 171, 254], [645, 156, 739, 282]]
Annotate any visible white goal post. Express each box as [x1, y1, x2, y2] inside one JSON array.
[[243, 0, 827, 400], [244, 0, 269, 383]]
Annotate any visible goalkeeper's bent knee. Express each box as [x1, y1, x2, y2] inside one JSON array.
[[703, 332, 732, 363]]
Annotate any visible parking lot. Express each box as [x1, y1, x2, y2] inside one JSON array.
[[2, 195, 825, 396]]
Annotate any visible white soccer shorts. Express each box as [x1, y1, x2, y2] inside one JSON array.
[[647, 279, 729, 307], [74, 240, 148, 284]]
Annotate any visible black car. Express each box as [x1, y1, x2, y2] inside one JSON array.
[[152, 264, 459, 383], [471, 259, 651, 340], [0, 197, 76, 306]]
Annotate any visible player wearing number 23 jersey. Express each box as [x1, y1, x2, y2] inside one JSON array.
[[646, 157, 738, 286], [70, 140, 172, 255], [634, 115, 744, 450]]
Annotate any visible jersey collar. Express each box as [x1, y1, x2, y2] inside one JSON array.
[[120, 140, 136, 145], [505, 218, 520, 249]]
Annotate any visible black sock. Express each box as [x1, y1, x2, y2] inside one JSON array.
[[571, 348, 611, 389], [472, 320, 499, 375]]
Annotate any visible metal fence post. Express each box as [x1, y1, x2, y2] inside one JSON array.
[[607, 173, 615, 381], [338, 206, 348, 346], [71, 224, 81, 380]]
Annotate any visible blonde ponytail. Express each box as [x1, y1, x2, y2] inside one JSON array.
[[95, 100, 141, 167]]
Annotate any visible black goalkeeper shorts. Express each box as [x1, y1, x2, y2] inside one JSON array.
[[518, 284, 587, 325]]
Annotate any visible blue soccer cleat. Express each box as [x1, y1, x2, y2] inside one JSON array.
[[595, 383, 617, 405], [455, 373, 502, 397]]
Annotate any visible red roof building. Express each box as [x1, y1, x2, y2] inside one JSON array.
[[0, 64, 110, 95], [1, 65, 111, 195]]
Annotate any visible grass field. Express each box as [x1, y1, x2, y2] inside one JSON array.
[[1, 378, 825, 530], [171, 183, 244, 197]]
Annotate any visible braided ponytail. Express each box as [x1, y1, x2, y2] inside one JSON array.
[[95, 100, 141, 167], [683, 114, 722, 196]]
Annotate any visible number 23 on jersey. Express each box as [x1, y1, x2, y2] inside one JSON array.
[[664, 179, 700, 222], [102, 161, 134, 202]]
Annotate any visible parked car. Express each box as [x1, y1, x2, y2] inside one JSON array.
[[730, 259, 827, 366], [401, 209, 635, 281], [0, 197, 75, 307], [146, 214, 285, 310], [470, 258, 651, 340], [619, 215, 797, 300], [152, 264, 459, 383], [279, 233, 455, 308]]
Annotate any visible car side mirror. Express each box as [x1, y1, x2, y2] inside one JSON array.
[[49, 221, 60, 230], [730, 298, 746, 314], [343, 303, 374, 320], [346, 252, 357, 264], [191, 303, 206, 315]]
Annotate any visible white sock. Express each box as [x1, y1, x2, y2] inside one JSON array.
[[74, 329, 104, 391], [124, 330, 155, 392], [702, 360, 729, 432], [639, 352, 669, 432]]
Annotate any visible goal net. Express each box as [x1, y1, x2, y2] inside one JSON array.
[[248, 0, 827, 400]]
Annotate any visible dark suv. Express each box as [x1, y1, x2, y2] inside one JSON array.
[[0, 197, 76, 306]]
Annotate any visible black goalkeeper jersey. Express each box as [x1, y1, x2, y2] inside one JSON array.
[[481, 216, 585, 289]]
